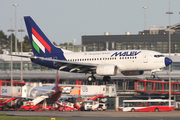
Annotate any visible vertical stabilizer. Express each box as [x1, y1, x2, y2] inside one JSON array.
[[24, 16, 65, 59]]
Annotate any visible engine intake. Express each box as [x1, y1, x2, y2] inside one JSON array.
[[96, 64, 118, 76]]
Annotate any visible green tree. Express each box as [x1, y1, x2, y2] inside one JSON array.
[[7, 33, 15, 52], [53, 42, 58, 46], [69, 42, 73, 46], [59, 42, 73, 46], [0, 31, 9, 53], [23, 35, 31, 52]]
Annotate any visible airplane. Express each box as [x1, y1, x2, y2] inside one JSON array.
[[0, 71, 63, 108], [12, 16, 172, 82]]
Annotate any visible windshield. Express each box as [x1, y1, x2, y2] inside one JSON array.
[[154, 55, 164, 58]]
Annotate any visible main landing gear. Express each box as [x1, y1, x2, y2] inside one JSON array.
[[103, 76, 111, 81], [87, 74, 111, 82]]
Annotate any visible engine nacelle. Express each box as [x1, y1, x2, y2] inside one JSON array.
[[96, 64, 118, 76], [121, 71, 144, 76]]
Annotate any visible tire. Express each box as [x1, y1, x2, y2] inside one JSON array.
[[29, 108, 32, 111], [103, 76, 111, 81], [131, 108, 135, 112], [155, 108, 159, 112], [70, 109, 73, 112], [62, 109, 65, 112], [22, 108, 25, 111], [151, 75, 155, 78], [87, 76, 96, 82]]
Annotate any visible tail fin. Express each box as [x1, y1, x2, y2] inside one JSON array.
[[24, 16, 64, 57]]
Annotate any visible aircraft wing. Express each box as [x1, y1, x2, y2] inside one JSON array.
[[9, 54, 97, 73]]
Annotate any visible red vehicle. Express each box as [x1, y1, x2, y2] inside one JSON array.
[[58, 105, 65, 111], [120, 99, 174, 112], [0, 97, 17, 111], [59, 105, 75, 111], [20, 102, 39, 111], [48, 104, 58, 111], [57, 103, 75, 112]]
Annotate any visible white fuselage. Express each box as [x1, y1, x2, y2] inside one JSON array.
[[63, 50, 166, 73]]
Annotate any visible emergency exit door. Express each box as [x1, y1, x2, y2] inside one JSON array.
[[143, 54, 148, 63]]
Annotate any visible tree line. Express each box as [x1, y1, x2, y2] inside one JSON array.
[[0, 30, 73, 54]]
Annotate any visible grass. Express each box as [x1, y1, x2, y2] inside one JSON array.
[[0, 113, 68, 120]]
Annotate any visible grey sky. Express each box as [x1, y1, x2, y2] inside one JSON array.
[[1, 0, 180, 45]]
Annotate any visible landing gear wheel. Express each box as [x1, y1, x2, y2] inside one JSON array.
[[151, 75, 155, 78], [87, 76, 96, 82], [151, 72, 157, 79], [103, 76, 111, 81]]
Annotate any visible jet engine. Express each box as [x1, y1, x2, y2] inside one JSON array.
[[96, 64, 118, 76], [121, 71, 144, 76], [14, 99, 24, 108]]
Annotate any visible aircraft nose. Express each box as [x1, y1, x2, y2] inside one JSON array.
[[165, 57, 172, 66]]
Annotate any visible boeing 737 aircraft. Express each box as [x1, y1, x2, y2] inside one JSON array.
[[12, 16, 172, 82]]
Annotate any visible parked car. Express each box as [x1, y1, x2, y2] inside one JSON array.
[[97, 103, 107, 111]]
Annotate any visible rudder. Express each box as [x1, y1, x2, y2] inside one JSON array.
[[24, 16, 64, 57]]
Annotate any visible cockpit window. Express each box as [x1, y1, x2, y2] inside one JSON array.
[[154, 55, 164, 57]]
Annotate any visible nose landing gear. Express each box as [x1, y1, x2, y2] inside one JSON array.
[[151, 72, 157, 78]]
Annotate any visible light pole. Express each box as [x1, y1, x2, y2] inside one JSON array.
[[143, 7, 148, 30], [13, 4, 18, 53], [7, 19, 15, 86], [18, 19, 25, 81], [166, 2, 173, 105], [73, 37, 76, 52]]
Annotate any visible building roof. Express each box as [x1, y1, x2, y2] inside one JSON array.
[[165, 22, 180, 31]]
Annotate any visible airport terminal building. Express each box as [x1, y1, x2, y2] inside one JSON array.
[[82, 24, 180, 53]]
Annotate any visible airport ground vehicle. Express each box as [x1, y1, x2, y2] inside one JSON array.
[[97, 103, 107, 111], [57, 102, 75, 111], [20, 102, 52, 111], [81, 101, 99, 111], [60, 105, 75, 111], [49, 105, 58, 111], [120, 99, 174, 112], [20, 102, 39, 111]]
